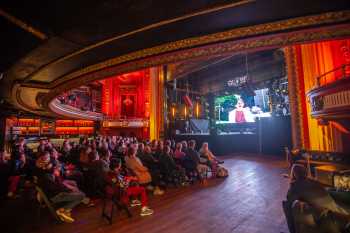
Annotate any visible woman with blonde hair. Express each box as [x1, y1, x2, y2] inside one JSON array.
[[199, 142, 223, 165], [125, 147, 164, 195], [199, 142, 227, 177]]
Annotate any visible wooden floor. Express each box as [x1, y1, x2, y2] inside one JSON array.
[[1, 154, 290, 233]]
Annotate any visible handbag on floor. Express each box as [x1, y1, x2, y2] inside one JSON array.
[[216, 166, 229, 178]]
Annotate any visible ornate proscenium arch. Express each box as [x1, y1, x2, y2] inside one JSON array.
[[9, 10, 350, 118]]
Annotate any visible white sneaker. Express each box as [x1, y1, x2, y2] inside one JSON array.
[[131, 199, 142, 207], [82, 197, 90, 205], [140, 206, 154, 216], [56, 209, 75, 223], [153, 188, 164, 195]]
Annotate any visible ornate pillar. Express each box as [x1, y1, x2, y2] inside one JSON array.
[[284, 46, 309, 149], [149, 67, 165, 140]]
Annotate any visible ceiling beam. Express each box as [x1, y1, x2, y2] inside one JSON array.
[[0, 8, 48, 40]]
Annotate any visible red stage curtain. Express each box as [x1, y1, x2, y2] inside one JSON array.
[[294, 39, 350, 152]]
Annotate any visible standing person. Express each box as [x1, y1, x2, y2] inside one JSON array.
[[125, 147, 164, 195]]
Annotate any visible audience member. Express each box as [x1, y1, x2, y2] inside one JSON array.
[[125, 147, 164, 195], [105, 159, 154, 216], [0, 134, 228, 224]]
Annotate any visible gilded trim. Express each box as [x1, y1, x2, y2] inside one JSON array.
[[11, 11, 350, 115], [35, 24, 350, 110], [44, 11, 350, 88]]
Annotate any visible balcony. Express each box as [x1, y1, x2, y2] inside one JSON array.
[[307, 64, 350, 130]]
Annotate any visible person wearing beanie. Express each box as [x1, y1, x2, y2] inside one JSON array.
[[36, 152, 85, 223], [106, 159, 153, 216]]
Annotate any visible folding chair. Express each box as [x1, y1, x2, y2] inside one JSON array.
[[101, 183, 132, 224], [282, 200, 296, 233]]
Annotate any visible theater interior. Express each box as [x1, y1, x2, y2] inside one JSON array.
[[0, 1, 349, 233]]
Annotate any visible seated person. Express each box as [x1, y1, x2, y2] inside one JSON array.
[[0, 151, 11, 197], [36, 152, 86, 223], [159, 146, 187, 186], [182, 140, 209, 181], [138, 146, 159, 171], [81, 150, 108, 197], [125, 147, 164, 195], [199, 142, 224, 164], [181, 141, 189, 155], [174, 143, 186, 162], [137, 143, 145, 158], [286, 164, 349, 233], [7, 151, 28, 198], [105, 159, 153, 216]]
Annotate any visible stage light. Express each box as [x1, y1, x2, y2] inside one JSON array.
[[196, 103, 200, 118], [172, 106, 176, 118], [184, 106, 187, 118]]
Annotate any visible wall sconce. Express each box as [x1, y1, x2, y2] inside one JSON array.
[[196, 102, 200, 118], [171, 106, 176, 118]]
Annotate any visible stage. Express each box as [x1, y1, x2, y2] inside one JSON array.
[[175, 116, 292, 156]]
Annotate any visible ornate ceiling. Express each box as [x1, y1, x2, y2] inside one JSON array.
[[0, 0, 349, 117]]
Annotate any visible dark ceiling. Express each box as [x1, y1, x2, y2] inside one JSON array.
[[0, 0, 349, 117], [172, 49, 285, 94], [1, 0, 349, 73], [0, 0, 236, 72]]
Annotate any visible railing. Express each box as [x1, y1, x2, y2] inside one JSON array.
[[316, 63, 350, 87], [49, 99, 103, 120], [102, 115, 146, 121]]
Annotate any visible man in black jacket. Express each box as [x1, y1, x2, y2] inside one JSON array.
[[36, 152, 85, 223], [286, 164, 349, 233], [183, 140, 209, 180]]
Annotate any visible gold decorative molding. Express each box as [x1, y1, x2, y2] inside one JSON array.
[[45, 24, 350, 98], [42, 11, 350, 89], [11, 11, 350, 115], [284, 46, 311, 149]]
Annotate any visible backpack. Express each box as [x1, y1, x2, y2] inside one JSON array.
[[217, 166, 229, 178]]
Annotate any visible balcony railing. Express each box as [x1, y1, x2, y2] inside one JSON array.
[[316, 63, 350, 87], [49, 99, 103, 120], [307, 64, 350, 120]]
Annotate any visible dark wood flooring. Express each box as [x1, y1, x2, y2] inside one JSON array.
[[0, 154, 290, 233]]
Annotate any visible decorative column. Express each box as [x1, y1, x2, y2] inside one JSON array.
[[284, 46, 309, 149], [149, 67, 165, 140], [207, 93, 216, 136]]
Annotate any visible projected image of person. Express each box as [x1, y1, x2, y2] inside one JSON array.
[[228, 98, 255, 123]]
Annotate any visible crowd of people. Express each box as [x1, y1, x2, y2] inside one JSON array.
[[0, 136, 228, 223]]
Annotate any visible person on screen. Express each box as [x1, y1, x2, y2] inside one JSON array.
[[228, 99, 255, 123]]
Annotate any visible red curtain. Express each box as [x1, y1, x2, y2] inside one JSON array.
[[293, 39, 350, 152]]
